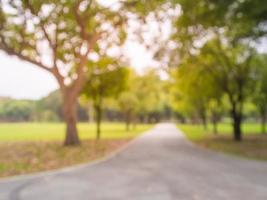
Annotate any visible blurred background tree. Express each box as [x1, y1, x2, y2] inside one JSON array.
[[82, 57, 129, 140]]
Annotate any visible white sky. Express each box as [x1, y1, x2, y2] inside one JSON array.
[[0, 52, 58, 99]]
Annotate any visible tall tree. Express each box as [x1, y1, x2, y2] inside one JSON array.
[[82, 58, 128, 140], [0, 0, 125, 145], [170, 0, 261, 141], [171, 55, 220, 129], [199, 39, 256, 141]]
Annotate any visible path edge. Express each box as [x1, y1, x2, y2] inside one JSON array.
[[0, 126, 156, 184], [176, 125, 267, 164]]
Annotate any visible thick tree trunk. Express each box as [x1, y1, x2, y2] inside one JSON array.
[[233, 117, 242, 141], [63, 94, 80, 146], [228, 93, 243, 142], [231, 110, 242, 142]]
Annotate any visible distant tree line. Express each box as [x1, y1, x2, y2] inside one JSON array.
[[0, 69, 173, 127]]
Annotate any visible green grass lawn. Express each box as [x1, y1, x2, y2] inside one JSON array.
[[0, 122, 153, 177], [0, 122, 153, 141], [178, 123, 267, 161], [178, 123, 264, 140]]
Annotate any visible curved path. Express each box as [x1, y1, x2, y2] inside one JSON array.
[[0, 123, 267, 200]]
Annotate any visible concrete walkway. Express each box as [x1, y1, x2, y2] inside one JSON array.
[[1, 123, 267, 200]]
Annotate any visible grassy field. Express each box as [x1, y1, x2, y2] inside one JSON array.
[[0, 122, 153, 141], [178, 123, 267, 161], [0, 123, 153, 177]]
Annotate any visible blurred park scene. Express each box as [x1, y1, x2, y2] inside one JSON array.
[[0, 0, 267, 179]]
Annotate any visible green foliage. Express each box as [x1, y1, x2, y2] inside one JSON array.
[[132, 70, 168, 121], [82, 58, 129, 119], [199, 39, 257, 104], [83, 59, 129, 101], [124, 0, 167, 16], [38, 110, 60, 122], [133, 70, 163, 116], [118, 92, 138, 115], [116, 69, 171, 125], [0, 91, 89, 122], [0, 98, 34, 122], [37, 90, 63, 121], [170, 53, 223, 124], [173, 0, 267, 44]]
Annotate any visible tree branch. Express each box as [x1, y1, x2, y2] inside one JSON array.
[[0, 34, 52, 73]]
